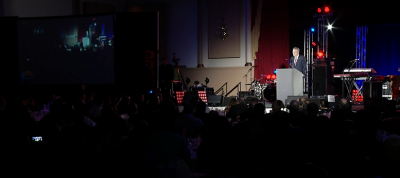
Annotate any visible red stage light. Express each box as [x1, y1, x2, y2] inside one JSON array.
[[271, 74, 276, 79], [318, 52, 324, 58], [312, 42, 316, 46], [324, 7, 329, 13], [318, 8, 321, 13], [266, 75, 271, 80]]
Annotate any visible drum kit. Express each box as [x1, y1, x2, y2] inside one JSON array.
[[246, 74, 277, 101]]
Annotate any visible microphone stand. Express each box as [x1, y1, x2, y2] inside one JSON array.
[[349, 60, 357, 70], [244, 65, 257, 77], [244, 61, 258, 92], [172, 53, 188, 92], [342, 59, 357, 74], [288, 58, 293, 68]]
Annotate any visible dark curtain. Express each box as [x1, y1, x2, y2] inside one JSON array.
[[367, 23, 400, 76], [254, 0, 289, 81]]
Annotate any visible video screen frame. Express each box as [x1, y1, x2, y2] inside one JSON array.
[[17, 13, 115, 85]]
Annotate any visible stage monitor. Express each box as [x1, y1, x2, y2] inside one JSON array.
[[17, 13, 115, 84]]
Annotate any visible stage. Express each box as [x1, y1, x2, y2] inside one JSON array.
[[205, 101, 366, 115]]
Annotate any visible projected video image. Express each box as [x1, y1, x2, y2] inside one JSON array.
[[18, 14, 115, 84]]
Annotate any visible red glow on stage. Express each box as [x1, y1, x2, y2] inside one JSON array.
[[198, 91, 208, 103], [318, 8, 321, 13], [271, 74, 276, 79], [266, 75, 271, 80], [318, 52, 324, 58], [175, 91, 185, 104], [324, 7, 330, 13], [352, 89, 363, 103]]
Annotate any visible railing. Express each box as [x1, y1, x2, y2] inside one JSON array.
[[225, 82, 241, 97], [214, 82, 227, 95]]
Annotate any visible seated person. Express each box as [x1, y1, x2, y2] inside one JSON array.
[[193, 81, 203, 87]]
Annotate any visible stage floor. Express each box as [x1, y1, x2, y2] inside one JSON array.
[[206, 101, 365, 114]]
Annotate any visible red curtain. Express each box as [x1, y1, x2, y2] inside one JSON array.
[[253, 0, 289, 82]]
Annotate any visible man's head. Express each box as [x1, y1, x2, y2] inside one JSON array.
[[247, 97, 260, 109], [299, 97, 307, 108], [292, 47, 300, 57], [271, 100, 285, 113], [121, 95, 131, 104], [182, 102, 194, 114], [338, 98, 350, 110], [194, 81, 200, 85], [289, 100, 300, 110], [307, 102, 319, 116], [305, 99, 311, 105]]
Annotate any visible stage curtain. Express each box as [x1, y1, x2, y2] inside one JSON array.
[[252, 0, 289, 81], [251, 0, 263, 61], [367, 23, 400, 76]]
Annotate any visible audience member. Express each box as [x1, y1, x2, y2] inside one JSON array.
[[175, 102, 203, 138], [0, 84, 397, 177], [287, 99, 306, 128]]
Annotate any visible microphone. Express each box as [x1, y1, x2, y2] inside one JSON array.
[[289, 58, 293, 68], [349, 59, 359, 63]]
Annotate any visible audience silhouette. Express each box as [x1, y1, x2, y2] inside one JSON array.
[[1, 85, 400, 178]]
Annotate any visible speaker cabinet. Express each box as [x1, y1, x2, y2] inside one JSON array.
[[308, 98, 329, 108], [285, 96, 304, 106], [312, 65, 327, 96], [382, 80, 392, 100], [239, 91, 253, 100], [222, 96, 236, 106], [392, 75, 400, 100], [363, 81, 382, 99], [207, 95, 223, 105]]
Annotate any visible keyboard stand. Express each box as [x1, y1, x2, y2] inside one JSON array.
[[342, 77, 364, 104]]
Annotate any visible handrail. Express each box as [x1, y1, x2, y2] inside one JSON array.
[[214, 82, 227, 95], [225, 82, 241, 97]]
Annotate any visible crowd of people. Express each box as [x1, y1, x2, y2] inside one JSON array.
[[0, 86, 400, 177]]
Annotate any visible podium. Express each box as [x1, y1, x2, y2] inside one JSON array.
[[276, 69, 303, 102]]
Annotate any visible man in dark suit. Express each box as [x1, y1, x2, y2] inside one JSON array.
[[289, 47, 307, 76]]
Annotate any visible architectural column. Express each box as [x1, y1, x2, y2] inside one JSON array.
[[197, 0, 205, 68], [0, 0, 4, 16], [244, 0, 252, 66]]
